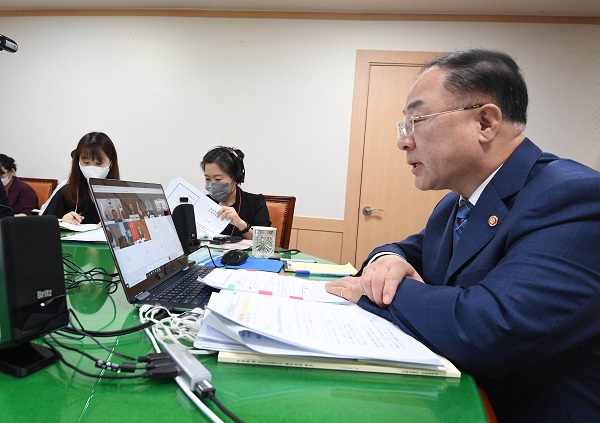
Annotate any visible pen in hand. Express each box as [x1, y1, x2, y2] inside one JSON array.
[[62, 211, 84, 225]]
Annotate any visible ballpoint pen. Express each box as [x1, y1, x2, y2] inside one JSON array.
[[294, 270, 353, 277], [268, 258, 317, 263]]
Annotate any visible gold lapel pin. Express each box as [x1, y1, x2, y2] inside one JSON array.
[[488, 216, 499, 227]]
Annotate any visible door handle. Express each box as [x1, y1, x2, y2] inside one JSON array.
[[362, 206, 384, 216]]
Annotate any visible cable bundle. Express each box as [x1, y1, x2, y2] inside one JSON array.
[[63, 253, 120, 294]]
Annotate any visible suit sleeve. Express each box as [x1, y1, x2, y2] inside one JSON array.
[[362, 173, 600, 378], [359, 232, 425, 276]]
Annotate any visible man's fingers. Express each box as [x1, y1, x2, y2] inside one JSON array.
[[359, 267, 375, 304]]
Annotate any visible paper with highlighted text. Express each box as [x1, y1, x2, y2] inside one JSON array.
[[203, 290, 445, 370], [200, 268, 350, 304]]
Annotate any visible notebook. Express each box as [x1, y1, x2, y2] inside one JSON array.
[[88, 178, 218, 310]]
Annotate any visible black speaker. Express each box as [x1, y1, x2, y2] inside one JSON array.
[[172, 199, 198, 254], [0, 216, 69, 377]]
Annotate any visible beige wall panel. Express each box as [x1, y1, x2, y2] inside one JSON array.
[[294, 230, 343, 263]]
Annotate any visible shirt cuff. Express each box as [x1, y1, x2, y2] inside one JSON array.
[[368, 252, 407, 265]]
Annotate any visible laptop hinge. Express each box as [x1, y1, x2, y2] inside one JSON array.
[[136, 291, 151, 301]]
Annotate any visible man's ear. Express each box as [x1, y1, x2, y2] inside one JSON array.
[[478, 104, 502, 143]]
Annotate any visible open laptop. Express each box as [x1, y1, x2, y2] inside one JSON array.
[[89, 178, 218, 310]]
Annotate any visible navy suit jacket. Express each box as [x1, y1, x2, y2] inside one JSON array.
[[358, 139, 600, 422]]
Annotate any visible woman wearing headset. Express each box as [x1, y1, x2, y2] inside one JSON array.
[[201, 146, 270, 240]]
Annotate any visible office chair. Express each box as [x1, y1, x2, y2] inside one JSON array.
[[263, 195, 296, 249], [20, 177, 58, 210], [478, 386, 498, 423]]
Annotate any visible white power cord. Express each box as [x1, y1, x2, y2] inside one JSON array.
[[141, 306, 216, 355]]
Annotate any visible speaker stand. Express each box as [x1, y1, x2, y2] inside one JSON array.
[[0, 342, 61, 377]]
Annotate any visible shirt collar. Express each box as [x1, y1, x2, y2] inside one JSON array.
[[462, 165, 502, 206]]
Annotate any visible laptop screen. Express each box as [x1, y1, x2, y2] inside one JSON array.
[[89, 178, 187, 298]]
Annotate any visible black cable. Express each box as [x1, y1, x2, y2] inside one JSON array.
[[66, 309, 138, 361], [42, 336, 149, 379], [42, 337, 177, 380], [63, 253, 120, 294], [206, 392, 245, 423], [44, 334, 180, 379], [48, 333, 98, 362], [195, 380, 245, 423], [197, 245, 225, 268], [60, 308, 169, 337]]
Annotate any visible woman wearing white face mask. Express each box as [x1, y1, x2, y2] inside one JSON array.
[[43, 132, 120, 225], [0, 154, 38, 216], [201, 146, 270, 240]]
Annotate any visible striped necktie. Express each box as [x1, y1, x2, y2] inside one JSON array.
[[453, 198, 473, 249]]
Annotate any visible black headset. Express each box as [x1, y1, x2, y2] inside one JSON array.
[[205, 146, 246, 184], [226, 147, 245, 184]]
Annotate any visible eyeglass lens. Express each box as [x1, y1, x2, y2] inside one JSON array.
[[397, 115, 413, 139]]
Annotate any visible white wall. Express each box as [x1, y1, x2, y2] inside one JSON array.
[[1, 16, 599, 219]]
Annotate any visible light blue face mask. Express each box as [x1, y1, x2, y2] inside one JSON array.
[[205, 180, 233, 202]]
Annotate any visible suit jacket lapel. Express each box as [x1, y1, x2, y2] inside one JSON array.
[[442, 138, 543, 284], [445, 191, 507, 282]]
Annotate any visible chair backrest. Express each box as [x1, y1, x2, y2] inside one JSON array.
[[263, 195, 296, 249], [20, 177, 59, 209]]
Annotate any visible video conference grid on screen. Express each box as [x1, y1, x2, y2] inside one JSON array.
[[93, 186, 184, 288]]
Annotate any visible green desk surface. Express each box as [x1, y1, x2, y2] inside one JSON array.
[[0, 241, 488, 423]]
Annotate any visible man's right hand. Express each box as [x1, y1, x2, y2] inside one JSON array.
[[360, 254, 424, 307]]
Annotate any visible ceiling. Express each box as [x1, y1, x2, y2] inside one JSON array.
[[0, 0, 599, 17]]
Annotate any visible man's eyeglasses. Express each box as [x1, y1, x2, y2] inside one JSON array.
[[397, 104, 484, 139]]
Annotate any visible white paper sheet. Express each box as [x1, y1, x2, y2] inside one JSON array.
[[59, 222, 101, 232], [200, 268, 350, 303], [61, 227, 107, 242], [165, 177, 230, 237]]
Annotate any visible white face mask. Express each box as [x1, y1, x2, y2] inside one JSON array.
[[79, 164, 110, 180], [1, 175, 11, 186]]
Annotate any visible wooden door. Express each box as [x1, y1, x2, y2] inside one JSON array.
[[342, 51, 448, 266]]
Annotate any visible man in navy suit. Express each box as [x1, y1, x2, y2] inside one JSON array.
[[326, 49, 600, 422]]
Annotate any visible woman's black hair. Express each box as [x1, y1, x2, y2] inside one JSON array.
[[65, 132, 120, 206], [0, 154, 16, 172], [201, 146, 246, 184]]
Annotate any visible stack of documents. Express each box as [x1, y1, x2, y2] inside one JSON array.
[[195, 290, 460, 377]]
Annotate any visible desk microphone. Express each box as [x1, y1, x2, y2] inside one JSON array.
[[0, 34, 18, 53]]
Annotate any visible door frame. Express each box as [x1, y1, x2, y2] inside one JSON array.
[[340, 50, 444, 266]]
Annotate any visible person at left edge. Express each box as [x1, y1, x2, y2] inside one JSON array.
[[0, 181, 13, 219], [43, 132, 120, 225], [0, 154, 38, 216], [201, 146, 271, 240]]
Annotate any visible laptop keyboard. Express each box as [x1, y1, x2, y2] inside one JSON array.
[[149, 266, 215, 306]]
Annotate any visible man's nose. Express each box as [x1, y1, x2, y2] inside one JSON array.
[[398, 134, 415, 151]]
